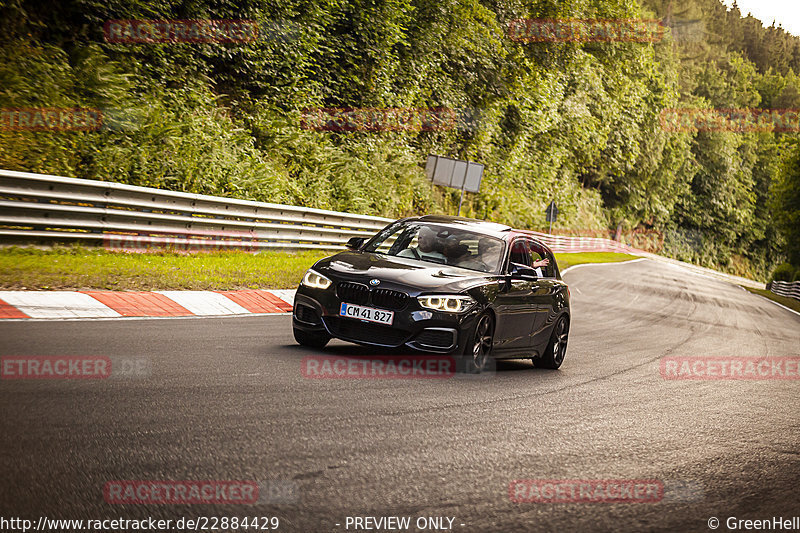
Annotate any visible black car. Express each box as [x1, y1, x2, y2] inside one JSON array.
[[292, 215, 570, 372]]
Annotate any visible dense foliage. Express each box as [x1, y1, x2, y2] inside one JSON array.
[[0, 0, 798, 279]]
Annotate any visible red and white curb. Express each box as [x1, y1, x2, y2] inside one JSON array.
[[0, 289, 295, 320], [0, 258, 785, 320]]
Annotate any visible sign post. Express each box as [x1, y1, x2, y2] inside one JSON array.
[[545, 201, 558, 234]]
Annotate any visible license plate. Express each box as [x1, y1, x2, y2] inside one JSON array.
[[339, 303, 394, 325]]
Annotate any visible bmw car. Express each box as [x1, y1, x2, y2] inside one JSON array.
[[292, 215, 570, 372]]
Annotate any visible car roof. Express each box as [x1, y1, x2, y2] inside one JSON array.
[[399, 215, 553, 250], [508, 230, 553, 249], [403, 215, 512, 237]]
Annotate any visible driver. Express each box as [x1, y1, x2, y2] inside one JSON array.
[[397, 225, 446, 263], [442, 235, 470, 265]]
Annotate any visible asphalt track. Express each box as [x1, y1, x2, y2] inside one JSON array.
[[1, 259, 799, 532]]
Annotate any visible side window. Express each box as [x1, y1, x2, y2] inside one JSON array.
[[509, 240, 531, 268], [528, 241, 554, 278], [506, 239, 554, 276]]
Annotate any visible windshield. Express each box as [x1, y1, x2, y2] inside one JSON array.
[[363, 221, 505, 273]]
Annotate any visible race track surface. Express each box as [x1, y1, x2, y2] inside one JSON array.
[[1, 259, 798, 532]]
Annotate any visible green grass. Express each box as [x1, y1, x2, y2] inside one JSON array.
[[0, 246, 330, 291], [554, 252, 641, 272], [0, 247, 641, 291], [743, 287, 800, 313]]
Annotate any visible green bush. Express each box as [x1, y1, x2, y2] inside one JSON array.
[[1, 0, 799, 283], [771, 263, 797, 282]]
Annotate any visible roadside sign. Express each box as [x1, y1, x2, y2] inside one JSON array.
[[426, 154, 485, 216], [426, 154, 483, 193], [546, 201, 558, 223]]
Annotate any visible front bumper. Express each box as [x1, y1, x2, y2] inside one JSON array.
[[292, 288, 479, 353]]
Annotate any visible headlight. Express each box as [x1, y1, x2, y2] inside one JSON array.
[[301, 269, 332, 290], [417, 294, 477, 313]]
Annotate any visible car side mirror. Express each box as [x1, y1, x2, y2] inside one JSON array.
[[509, 263, 538, 280], [345, 237, 365, 250]]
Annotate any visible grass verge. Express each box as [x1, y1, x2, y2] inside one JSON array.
[[554, 252, 641, 272], [0, 246, 330, 291], [0, 247, 642, 291], [743, 286, 800, 313]]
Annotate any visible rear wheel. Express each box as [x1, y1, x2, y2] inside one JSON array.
[[293, 327, 331, 349], [463, 312, 494, 373], [535, 315, 568, 369]]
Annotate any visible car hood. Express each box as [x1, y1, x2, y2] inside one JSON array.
[[314, 251, 495, 294]]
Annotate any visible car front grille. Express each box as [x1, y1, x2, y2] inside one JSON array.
[[335, 282, 408, 311], [370, 288, 408, 311], [336, 282, 370, 305], [324, 317, 410, 346]]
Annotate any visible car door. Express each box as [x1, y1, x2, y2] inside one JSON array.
[[528, 243, 558, 351], [492, 238, 539, 353]]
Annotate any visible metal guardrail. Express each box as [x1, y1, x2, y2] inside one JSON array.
[[0, 169, 393, 251], [767, 280, 800, 300], [0, 169, 644, 254], [0, 169, 771, 291]]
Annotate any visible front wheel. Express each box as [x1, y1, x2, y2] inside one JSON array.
[[462, 312, 494, 373], [534, 315, 568, 369], [293, 326, 331, 349]]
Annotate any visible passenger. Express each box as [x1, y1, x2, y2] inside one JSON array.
[[397, 226, 447, 263], [443, 235, 470, 266], [477, 238, 502, 270], [531, 253, 550, 277], [448, 237, 501, 271]]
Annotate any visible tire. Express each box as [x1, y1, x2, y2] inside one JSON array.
[[462, 312, 494, 373], [293, 326, 331, 349], [535, 315, 568, 369]]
